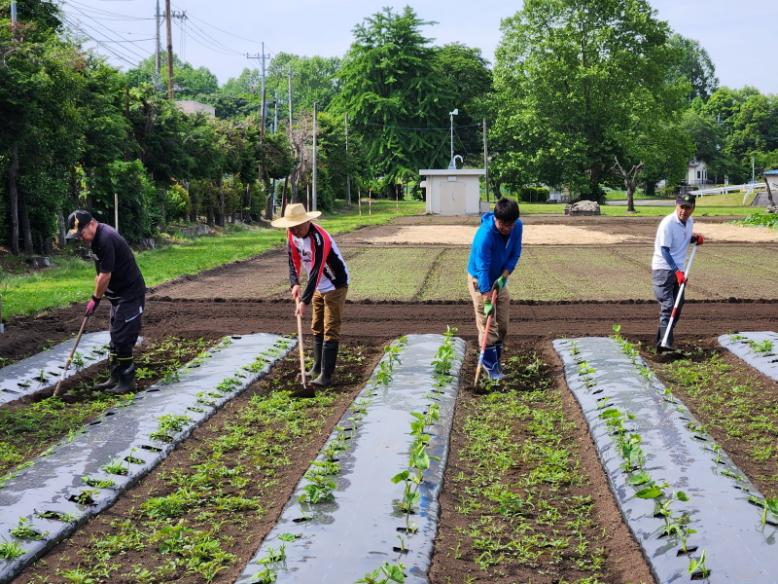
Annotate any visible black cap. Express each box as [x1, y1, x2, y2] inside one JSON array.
[[676, 194, 696, 207], [65, 210, 94, 240]]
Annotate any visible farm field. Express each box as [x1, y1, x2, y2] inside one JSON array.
[[1, 214, 777, 583]]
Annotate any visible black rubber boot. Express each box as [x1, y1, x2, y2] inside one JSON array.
[[94, 353, 120, 390], [311, 340, 339, 387], [107, 358, 136, 394], [307, 335, 324, 379], [656, 326, 672, 352]]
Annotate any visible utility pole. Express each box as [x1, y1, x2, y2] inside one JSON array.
[[287, 68, 293, 133], [312, 102, 318, 212], [448, 108, 459, 168], [483, 118, 489, 201], [260, 42, 267, 139], [165, 0, 174, 99], [155, 0, 161, 81], [345, 112, 351, 206], [273, 89, 279, 133]]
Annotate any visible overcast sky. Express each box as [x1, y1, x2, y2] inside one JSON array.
[[58, 0, 778, 94]]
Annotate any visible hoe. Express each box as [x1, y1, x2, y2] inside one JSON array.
[[660, 243, 698, 350]]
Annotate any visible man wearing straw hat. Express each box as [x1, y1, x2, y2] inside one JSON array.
[[272, 203, 349, 388]]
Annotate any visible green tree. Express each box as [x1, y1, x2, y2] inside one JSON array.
[[332, 7, 452, 192], [433, 43, 493, 167], [492, 0, 685, 200], [127, 55, 218, 99], [667, 34, 718, 101], [0, 0, 85, 253]]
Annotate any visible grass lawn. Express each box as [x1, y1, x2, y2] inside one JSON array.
[[0, 200, 424, 319]]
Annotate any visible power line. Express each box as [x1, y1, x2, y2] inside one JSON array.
[[63, 0, 154, 21], [183, 11, 259, 45], [64, 4, 151, 61], [174, 19, 239, 57], [62, 16, 139, 66]]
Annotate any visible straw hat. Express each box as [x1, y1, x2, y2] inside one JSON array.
[[270, 203, 322, 228]]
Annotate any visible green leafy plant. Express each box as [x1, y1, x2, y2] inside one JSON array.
[[688, 549, 710, 579], [747, 338, 774, 354], [102, 458, 129, 476], [71, 351, 86, 370], [357, 561, 406, 583], [0, 540, 25, 559], [81, 475, 115, 489], [10, 517, 47, 541], [71, 489, 100, 506]]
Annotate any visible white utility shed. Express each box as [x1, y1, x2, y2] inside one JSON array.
[[419, 168, 485, 215]]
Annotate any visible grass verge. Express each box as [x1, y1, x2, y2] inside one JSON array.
[[0, 200, 424, 319]]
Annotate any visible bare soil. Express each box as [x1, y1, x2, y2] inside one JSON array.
[[3, 216, 777, 584]]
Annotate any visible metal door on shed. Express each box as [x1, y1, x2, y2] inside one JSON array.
[[439, 178, 467, 215]]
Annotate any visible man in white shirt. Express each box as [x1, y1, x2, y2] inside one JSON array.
[[651, 194, 704, 351]]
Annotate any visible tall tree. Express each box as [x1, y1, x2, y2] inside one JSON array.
[[433, 43, 493, 167], [667, 34, 718, 101], [492, 0, 685, 200], [332, 7, 452, 191]]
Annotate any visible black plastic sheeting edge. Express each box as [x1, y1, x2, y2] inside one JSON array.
[[719, 331, 778, 382], [554, 337, 778, 584], [236, 333, 466, 584], [0, 333, 293, 584], [0, 332, 112, 406]]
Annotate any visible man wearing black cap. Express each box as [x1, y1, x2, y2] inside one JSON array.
[[651, 194, 704, 352], [66, 210, 146, 393]]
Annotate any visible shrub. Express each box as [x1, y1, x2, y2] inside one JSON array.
[[518, 186, 550, 203]]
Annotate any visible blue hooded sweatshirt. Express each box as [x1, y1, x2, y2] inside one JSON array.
[[467, 212, 523, 294]]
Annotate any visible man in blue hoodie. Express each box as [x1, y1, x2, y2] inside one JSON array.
[[467, 197, 523, 380]]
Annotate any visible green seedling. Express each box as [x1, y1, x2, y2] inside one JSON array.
[[156, 414, 191, 435], [0, 540, 25, 560], [81, 475, 115, 489], [258, 544, 286, 565], [747, 339, 774, 354], [10, 517, 47, 541], [357, 561, 406, 584], [278, 533, 301, 542], [71, 351, 86, 370], [298, 468, 336, 505], [688, 549, 710, 579], [71, 489, 100, 505], [102, 458, 129, 476], [35, 510, 77, 523]]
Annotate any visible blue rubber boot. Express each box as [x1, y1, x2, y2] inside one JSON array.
[[495, 342, 504, 376], [481, 345, 504, 381]]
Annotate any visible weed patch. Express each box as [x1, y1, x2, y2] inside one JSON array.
[[442, 349, 607, 582], [653, 351, 778, 498]]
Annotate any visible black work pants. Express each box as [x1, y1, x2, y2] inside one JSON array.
[[108, 294, 145, 358]]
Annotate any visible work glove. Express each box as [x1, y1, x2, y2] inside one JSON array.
[[85, 295, 101, 316], [675, 271, 686, 286], [493, 275, 507, 290], [483, 299, 495, 317], [692, 233, 704, 246]]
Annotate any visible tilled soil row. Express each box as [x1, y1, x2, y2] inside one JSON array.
[[3, 299, 777, 364]]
